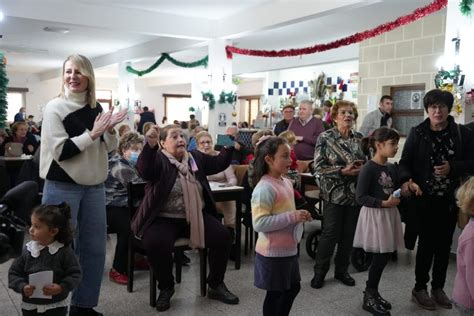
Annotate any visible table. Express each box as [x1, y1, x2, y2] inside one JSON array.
[[210, 182, 244, 270]]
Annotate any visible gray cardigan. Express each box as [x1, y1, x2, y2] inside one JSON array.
[[8, 245, 82, 305], [359, 108, 392, 136]]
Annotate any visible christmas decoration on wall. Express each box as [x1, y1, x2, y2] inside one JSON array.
[[225, 0, 447, 59], [188, 106, 196, 112], [309, 72, 328, 105], [202, 91, 236, 110], [459, 0, 472, 16], [0, 53, 9, 128], [126, 53, 209, 77]]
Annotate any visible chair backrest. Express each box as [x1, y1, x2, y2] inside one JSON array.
[[0, 181, 38, 224], [233, 164, 249, 186], [127, 182, 147, 217]]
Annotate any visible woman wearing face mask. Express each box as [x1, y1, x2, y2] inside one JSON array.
[[105, 132, 144, 285]]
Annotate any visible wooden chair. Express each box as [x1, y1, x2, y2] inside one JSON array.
[[126, 182, 208, 307]]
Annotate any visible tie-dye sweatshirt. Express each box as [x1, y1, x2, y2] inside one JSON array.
[[251, 174, 299, 257]]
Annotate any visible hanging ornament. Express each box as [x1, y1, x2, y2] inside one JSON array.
[[232, 111, 237, 117]]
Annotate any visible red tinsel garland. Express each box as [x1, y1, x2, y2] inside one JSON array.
[[226, 0, 447, 59]]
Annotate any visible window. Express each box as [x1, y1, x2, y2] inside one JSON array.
[[390, 84, 425, 136], [6, 88, 28, 122], [96, 89, 112, 111], [163, 94, 192, 123], [239, 96, 261, 125]]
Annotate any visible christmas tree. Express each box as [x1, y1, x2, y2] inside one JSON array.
[[0, 53, 8, 129]]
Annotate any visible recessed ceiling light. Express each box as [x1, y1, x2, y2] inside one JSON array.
[[43, 26, 70, 34]]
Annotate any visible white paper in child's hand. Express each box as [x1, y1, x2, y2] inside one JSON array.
[[29, 270, 53, 299], [294, 223, 304, 242]]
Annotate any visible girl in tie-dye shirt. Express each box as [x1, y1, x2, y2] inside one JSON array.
[[251, 136, 311, 316]]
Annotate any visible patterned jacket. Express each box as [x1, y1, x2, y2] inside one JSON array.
[[313, 127, 365, 205], [105, 154, 143, 207]]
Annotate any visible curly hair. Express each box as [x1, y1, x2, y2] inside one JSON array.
[[330, 100, 359, 122], [118, 132, 144, 156]]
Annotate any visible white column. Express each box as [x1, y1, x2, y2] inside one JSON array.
[[206, 39, 234, 140], [443, 0, 473, 124], [117, 61, 136, 128]]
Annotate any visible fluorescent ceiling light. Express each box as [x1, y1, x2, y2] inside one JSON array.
[[43, 26, 70, 34], [0, 11, 4, 22]]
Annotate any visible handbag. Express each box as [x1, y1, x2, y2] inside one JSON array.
[[4, 142, 24, 157]]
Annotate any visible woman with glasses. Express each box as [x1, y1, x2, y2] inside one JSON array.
[[310, 100, 366, 290], [399, 89, 474, 311]]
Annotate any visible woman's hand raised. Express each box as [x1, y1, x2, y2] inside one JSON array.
[[145, 125, 160, 148]]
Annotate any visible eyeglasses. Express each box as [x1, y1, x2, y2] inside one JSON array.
[[428, 104, 448, 110]]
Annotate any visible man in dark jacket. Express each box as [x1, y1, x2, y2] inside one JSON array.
[[137, 106, 156, 134], [273, 104, 295, 135]]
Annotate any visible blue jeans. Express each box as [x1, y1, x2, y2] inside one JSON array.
[[42, 180, 106, 308]]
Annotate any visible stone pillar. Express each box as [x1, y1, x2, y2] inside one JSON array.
[[443, 0, 473, 124]]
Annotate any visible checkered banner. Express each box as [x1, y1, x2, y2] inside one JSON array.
[[268, 81, 309, 96]]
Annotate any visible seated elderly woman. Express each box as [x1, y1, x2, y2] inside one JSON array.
[[1, 121, 39, 156], [105, 132, 144, 285], [196, 130, 237, 233], [131, 124, 239, 312]]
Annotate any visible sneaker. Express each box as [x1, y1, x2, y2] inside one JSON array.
[[69, 306, 103, 316], [156, 288, 175, 312], [431, 288, 452, 309], [363, 291, 391, 315], [208, 283, 239, 304], [109, 269, 128, 285], [412, 289, 436, 310]]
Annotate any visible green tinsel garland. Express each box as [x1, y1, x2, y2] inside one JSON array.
[[202, 91, 216, 110], [202, 91, 236, 110], [126, 53, 209, 77], [218, 91, 236, 104], [0, 53, 9, 129], [460, 0, 472, 16]]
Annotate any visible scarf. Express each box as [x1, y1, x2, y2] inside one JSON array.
[[162, 150, 205, 249]]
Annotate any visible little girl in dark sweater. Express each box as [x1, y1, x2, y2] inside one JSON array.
[[9, 203, 81, 316], [354, 128, 421, 315]]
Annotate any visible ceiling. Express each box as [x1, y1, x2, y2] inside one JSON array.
[[0, 0, 436, 79]]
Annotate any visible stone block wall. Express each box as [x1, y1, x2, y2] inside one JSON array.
[[357, 10, 446, 120]]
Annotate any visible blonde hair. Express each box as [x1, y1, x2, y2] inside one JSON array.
[[60, 54, 96, 107], [11, 121, 28, 135], [330, 100, 359, 122], [279, 130, 296, 146], [118, 124, 131, 137], [456, 177, 474, 216], [142, 122, 154, 135], [195, 131, 212, 144]]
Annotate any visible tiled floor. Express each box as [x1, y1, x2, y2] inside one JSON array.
[[0, 230, 459, 316]]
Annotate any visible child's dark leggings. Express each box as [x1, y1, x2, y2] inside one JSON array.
[[263, 283, 301, 316], [22, 307, 68, 316], [366, 252, 392, 290]]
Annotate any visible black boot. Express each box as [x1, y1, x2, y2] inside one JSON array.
[[156, 288, 175, 312], [374, 291, 392, 310], [363, 290, 390, 315], [310, 270, 326, 289], [208, 283, 239, 304], [69, 306, 103, 316]]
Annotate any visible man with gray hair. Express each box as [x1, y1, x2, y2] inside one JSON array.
[[289, 100, 325, 160]]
